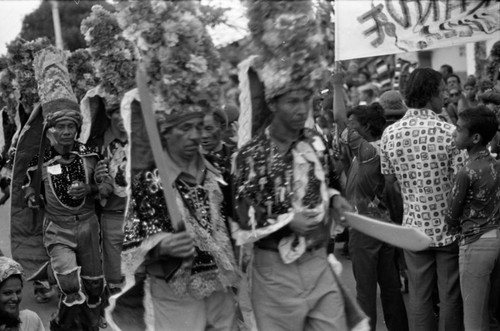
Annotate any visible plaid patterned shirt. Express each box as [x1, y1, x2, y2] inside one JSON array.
[[380, 109, 465, 247]]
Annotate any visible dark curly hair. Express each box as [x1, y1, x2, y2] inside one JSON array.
[[347, 102, 386, 138], [404, 68, 443, 109], [458, 105, 498, 146]]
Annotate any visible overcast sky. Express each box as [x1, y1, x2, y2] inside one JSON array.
[[0, 0, 247, 56], [0, 1, 41, 55]]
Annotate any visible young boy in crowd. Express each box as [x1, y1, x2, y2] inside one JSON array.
[[445, 105, 500, 330]]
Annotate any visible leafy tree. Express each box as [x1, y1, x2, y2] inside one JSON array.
[[19, 0, 115, 51]]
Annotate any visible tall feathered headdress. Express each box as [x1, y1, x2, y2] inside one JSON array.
[[238, 0, 328, 146], [116, 0, 221, 129], [67, 48, 99, 103], [81, 5, 137, 108], [246, 0, 327, 101], [33, 45, 81, 126], [6, 37, 52, 113]]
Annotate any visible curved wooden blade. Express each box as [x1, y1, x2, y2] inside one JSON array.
[[136, 67, 184, 231], [343, 211, 432, 251]]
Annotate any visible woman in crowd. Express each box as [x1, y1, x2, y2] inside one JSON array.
[[0, 256, 44, 331]]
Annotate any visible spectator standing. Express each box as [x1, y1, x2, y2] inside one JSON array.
[[381, 68, 465, 331], [0, 256, 45, 331], [457, 81, 479, 114], [446, 74, 462, 92], [201, 109, 235, 184], [445, 106, 500, 330], [357, 70, 371, 86], [440, 64, 454, 81], [358, 83, 379, 105], [445, 87, 461, 124], [342, 100, 409, 331]]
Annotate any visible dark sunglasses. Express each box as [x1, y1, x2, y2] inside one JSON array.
[[449, 92, 460, 97]]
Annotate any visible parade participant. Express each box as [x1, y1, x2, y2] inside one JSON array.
[[6, 39, 54, 290], [480, 91, 500, 159], [24, 46, 104, 331], [90, 103, 128, 299], [0, 257, 45, 331], [221, 104, 240, 149], [80, 5, 137, 308], [108, 2, 239, 330], [379, 90, 407, 125], [381, 68, 465, 331], [201, 109, 234, 182], [446, 106, 500, 331], [234, 1, 361, 330]]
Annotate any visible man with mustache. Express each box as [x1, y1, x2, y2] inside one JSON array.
[[24, 46, 104, 331], [233, 1, 355, 330]]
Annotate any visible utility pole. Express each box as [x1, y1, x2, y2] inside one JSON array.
[[50, 1, 63, 49]]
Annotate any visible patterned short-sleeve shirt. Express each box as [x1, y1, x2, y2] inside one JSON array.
[[380, 109, 465, 247]]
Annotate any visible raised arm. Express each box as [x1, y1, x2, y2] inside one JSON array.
[[332, 71, 348, 133]]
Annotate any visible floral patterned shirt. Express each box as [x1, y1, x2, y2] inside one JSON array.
[[445, 150, 500, 245], [380, 109, 465, 247]]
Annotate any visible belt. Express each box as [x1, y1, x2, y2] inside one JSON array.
[[480, 229, 500, 239], [47, 210, 96, 222], [255, 242, 325, 253]]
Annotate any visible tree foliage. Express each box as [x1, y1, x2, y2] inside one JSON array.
[[19, 0, 115, 52]]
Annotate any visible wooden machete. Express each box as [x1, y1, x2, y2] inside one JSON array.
[[343, 211, 432, 251]]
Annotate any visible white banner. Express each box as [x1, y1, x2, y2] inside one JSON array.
[[335, 0, 500, 61]]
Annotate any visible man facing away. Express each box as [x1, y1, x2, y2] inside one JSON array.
[[446, 106, 500, 331], [380, 68, 465, 331]]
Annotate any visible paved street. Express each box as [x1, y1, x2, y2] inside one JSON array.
[[0, 201, 400, 330]]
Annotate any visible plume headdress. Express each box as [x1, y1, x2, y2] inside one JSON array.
[[116, 1, 221, 130], [238, 0, 328, 146], [33, 45, 81, 128], [6, 37, 52, 113], [81, 5, 137, 108], [66, 48, 99, 102]]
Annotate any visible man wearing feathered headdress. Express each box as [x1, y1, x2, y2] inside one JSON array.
[[233, 1, 364, 330], [22, 46, 105, 331], [80, 8, 135, 321], [107, 2, 239, 330]]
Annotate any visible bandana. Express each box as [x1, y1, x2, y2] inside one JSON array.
[[45, 110, 83, 128]]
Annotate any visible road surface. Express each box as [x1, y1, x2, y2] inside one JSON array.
[[0, 200, 399, 330]]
